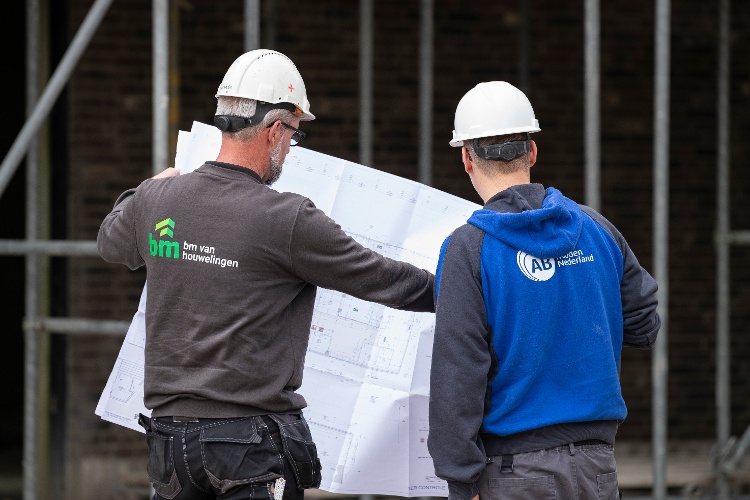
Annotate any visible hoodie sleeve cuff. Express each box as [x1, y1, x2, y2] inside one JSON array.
[[447, 480, 479, 500]]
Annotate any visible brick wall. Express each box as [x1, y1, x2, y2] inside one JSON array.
[[64, 0, 749, 496]]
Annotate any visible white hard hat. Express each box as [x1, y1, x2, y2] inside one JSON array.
[[450, 81, 539, 147], [216, 49, 315, 121]]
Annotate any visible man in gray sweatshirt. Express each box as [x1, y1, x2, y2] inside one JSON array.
[[97, 49, 435, 500]]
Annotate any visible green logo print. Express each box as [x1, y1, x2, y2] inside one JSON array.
[[149, 218, 180, 258], [155, 218, 175, 237]]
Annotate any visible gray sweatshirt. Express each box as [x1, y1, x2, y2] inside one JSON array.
[[97, 162, 435, 417]]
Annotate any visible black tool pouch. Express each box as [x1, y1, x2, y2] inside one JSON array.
[[138, 413, 182, 499], [269, 414, 322, 489]]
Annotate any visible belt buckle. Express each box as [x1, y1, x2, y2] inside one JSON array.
[[172, 416, 199, 422]]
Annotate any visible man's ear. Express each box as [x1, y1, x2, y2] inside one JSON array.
[[462, 146, 474, 174], [266, 120, 282, 146], [529, 139, 537, 167]]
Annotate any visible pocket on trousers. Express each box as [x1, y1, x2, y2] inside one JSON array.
[[146, 430, 182, 499], [597, 471, 619, 500], [269, 414, 322, 489], [201, 418, 283, 494], [489, 475, 556, 500]]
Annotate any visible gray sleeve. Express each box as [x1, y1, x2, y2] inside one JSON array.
[[97, 188, 145, 271], [427, 225, 488, 500], [288, 200, 435, 312], [580, 206, 661, 349]]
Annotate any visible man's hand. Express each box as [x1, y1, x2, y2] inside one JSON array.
[[152, 167, 180, 179], [472, 495, 479, 500]]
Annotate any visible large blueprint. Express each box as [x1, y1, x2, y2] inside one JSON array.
[[96, 121, 480, 496]]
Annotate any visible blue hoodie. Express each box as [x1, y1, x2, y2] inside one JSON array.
[[428, 184, 660, 500], [469, 186, 626, 434]]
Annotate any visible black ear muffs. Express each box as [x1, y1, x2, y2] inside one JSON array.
[[214, 115, 229, 131], [214, 101, 298, 132], [214, 115, 246, 132], [472, 133, 531, 162]]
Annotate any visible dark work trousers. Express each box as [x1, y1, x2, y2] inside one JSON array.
[[141, 414, 304, 500], [478, 441, 621, 500]]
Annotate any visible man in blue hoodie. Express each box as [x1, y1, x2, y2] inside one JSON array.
[[427, 81, 661, 500]]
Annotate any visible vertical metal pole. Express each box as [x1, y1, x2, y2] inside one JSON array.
[[715, 0, 731, 497], [26, 2, 40, 247], [244, 0, 260, 51], [168, 1, 180, 165], [153, 0, 169, 175], [359, 0, 373, 167], [517, 0, 529, 94], [652, 0, 671, 498], [23, 1, 41, 498], [584, 0, 601, 212], [151, 1, 169, 491], [262, 0, 276, 50], [418, 0, 433, 186]]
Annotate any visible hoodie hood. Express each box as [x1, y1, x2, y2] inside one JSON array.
[[468, 186, 583, 259]]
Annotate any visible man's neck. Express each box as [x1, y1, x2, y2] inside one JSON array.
[[476, 172, 531, 203], [215, 136, 269, 181]]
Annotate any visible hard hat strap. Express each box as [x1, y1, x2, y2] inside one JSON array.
[[472, 134, 531, 162], [215, 101, 297, 132]]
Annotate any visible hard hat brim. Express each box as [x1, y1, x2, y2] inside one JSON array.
[[295, 108, 316, 121], [450, 122, 540, 147]]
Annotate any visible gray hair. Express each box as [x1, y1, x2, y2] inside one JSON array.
[[215, 96, 298, 142]]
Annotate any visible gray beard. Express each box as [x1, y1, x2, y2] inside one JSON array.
[[265, 141, 284, 186]]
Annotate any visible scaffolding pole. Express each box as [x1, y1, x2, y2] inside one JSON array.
[[359, 0, 373, 168], [149, 4, 169, 497], [584, 0, 600, 212], [244, 0, 260, 52], [652, 0, 671, 498], [23, 317, 130, 337], [517, 0, 529, 94], [262, 0, 276, 49], [0, 240, 99, 256], [418, 0, 433, 186], [153, 0, 169, 175], [23, 1, 42, 497], [715, 0, 732, 497]]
